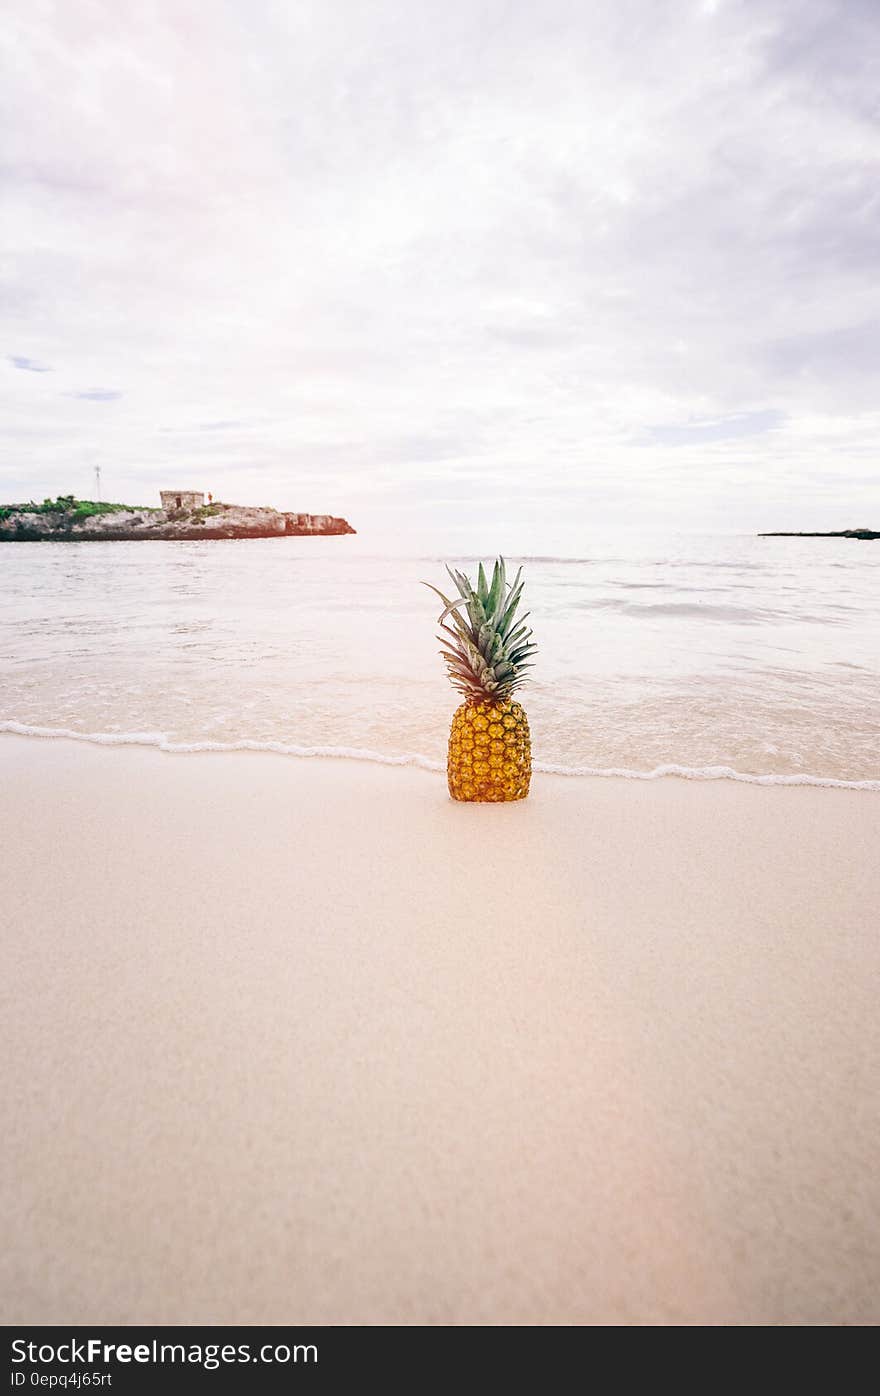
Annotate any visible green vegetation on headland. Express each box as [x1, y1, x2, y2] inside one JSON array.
[[0, 495, 158, 522], [758, 529, 878, 540]]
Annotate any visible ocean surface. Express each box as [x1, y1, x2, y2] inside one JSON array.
[[1, 534, 878, 787]]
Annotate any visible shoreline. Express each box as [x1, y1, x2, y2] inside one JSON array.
[[3, 735, 879, 1324], [2, 724, 878, 791]]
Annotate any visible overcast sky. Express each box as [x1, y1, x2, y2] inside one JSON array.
[[2, 0, 878, 549]]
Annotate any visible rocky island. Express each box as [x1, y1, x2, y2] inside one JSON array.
[[758, 528, 878, 540], [0, 492, 355, 542]]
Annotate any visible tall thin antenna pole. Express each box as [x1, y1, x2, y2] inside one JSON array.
[[94, 465, 102, 502]]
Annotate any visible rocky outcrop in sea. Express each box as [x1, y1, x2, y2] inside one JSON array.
[[0, 501, 356, 542]]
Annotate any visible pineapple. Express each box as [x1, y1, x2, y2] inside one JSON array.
[[425, 558, 537, 802]]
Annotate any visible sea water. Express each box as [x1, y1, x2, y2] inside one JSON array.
[[1, 534, 878, 787]]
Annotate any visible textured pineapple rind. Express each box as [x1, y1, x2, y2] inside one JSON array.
[[447, 698, 531, 803]]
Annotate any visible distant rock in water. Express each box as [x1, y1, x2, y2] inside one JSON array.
[[0, 496, 356, 542], [758, 529, 878, 540]]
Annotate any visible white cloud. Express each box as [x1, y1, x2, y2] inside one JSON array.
[[1, 0, 878, 545]]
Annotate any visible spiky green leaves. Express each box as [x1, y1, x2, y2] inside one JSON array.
[[424, 557, 537, 700]]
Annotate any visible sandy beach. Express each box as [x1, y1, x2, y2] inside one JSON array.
[[2, 733, 878, 1325]]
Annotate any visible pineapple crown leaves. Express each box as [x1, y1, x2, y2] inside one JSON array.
[[423, 556, 537, 700]]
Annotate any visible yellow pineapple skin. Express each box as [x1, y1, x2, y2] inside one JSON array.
[[447, 698, 531, 802]]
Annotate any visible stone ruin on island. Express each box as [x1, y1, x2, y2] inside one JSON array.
[[160, 490, 205, 511]]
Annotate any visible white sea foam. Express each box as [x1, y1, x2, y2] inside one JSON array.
[[0, 720, 444, 770], [532, 757, 880, 790], [3, 721, 878, 790]]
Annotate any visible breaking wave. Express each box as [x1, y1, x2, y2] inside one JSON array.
[[3, 720, 878, 791]]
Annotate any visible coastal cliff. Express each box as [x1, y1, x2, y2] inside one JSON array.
[[0, 498, 355, 542]]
